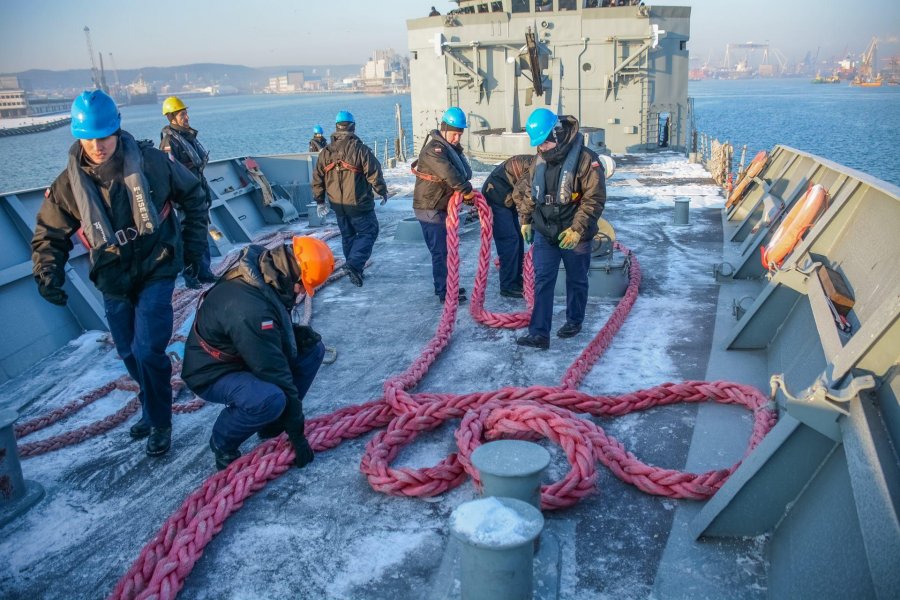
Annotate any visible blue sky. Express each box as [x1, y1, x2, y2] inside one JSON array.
[[0, 0, 897, 72]]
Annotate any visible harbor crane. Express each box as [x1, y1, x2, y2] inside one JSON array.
[[859, 37, 878, 80], [83, 26, 101, 91]]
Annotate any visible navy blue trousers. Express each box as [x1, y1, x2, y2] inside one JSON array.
[[104, 279, 175, 428], [198, 341, 325, 452], [529, 234, 591, 339], [334, 209, 379, 273], [418, 215, 449, 297], [489, 202, 524, 292]]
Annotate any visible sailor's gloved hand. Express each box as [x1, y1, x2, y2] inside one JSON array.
[[558, 228, 581, 250], [380, 195, 389, 206], [379, 191, 397, 206], [520, 224, 533, 244], [280, 399, 314, 468], [293, 325, 322, 353], [316, 203, 329, 218], [36, 270, 68, 306]]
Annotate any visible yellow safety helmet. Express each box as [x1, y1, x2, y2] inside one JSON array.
[[162, 96, 187, 116], [292, 236, 335, 296]]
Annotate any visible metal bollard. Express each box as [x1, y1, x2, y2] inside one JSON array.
[[0, 409, 44, 528], [673, 198, 691, 225], [471, 440, 550, 509], [451, 496, 544, 600], [306, 202, 324, 227]]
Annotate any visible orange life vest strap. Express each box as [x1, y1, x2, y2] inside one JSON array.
[[410, 160, 444, 184], [323, 160, 361, 174]]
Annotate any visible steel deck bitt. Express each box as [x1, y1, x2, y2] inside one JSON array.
[[0, 409, 44, 528]]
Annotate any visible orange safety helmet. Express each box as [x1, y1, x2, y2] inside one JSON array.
[[292, 236, 335, 296]]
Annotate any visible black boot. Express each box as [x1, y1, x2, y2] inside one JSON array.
[[516, 334, 550, 350], [210, 437, 241, 470], [129, 418, 151, 439], [198, 268, 217, 284], [183, 272, 202, 290], [346, 266, 364, 287], [146, 427, 172, 457], [556, 321, 582, 338], [500, 287, 524, 298]]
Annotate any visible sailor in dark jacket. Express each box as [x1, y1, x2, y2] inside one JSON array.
[[311, 111, 388, 287], [181, 237, 334, 470], [160, 95, 216, 288], [412, 106, 475, 304], [481, 154, 534, 298], [513, 109, 607, 349], [309, 124, 328, 152], [31, 90, 209, 456]]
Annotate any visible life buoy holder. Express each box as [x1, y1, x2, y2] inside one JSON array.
[[726, 150, 768, 209], [760, 183, 828, 270]]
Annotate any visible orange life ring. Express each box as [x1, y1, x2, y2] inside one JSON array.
[[761, 183, 828, 269], [726, 150, 768, 209]]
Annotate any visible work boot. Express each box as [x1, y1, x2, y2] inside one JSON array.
[[145, 427, 172, 457], [500, 287, 524, 299], [198, 268, 217, 284], [129, 418, 151, 440], [516, 334, 550, 350], [437, 287, 467, 304], [183, 272, 202, 290], [257, 421, 285, 440], [556, 321, 582, 338], [346, 266, 364, 287], [209, 437, 241, 471]]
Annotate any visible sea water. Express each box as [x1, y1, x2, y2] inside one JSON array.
[[1, 79, 898, 192]]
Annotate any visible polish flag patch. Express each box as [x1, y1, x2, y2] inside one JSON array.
[[261, 320, 274, 330]]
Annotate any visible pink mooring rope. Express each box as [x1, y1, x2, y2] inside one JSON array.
[[106, 192, 776, 600]]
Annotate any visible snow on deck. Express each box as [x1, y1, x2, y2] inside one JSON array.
[[0, 152, 767, 599]]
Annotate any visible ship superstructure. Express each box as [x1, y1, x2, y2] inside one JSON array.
[[407, 1, 691, 159]]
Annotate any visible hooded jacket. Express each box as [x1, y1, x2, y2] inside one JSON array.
[[182, 244, 302, 402], [481, 154, 534, 208], [512, 116, 607, 243], [412, 130, 473, 211], [312, 130, 387, 214], [32, 131, 209, 298], [309, 135, 328, 153]]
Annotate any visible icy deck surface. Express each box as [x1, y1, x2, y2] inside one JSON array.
[[0, 152, 767, 599]]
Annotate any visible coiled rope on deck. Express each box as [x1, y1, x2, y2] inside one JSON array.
[[108, 191, 776, 600]]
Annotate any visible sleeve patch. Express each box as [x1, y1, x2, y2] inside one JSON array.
[[261, 320, 274, 330]]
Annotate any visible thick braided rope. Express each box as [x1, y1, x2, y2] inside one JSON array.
[[109, 192, 777, 599], [467, 192, 535, 329]]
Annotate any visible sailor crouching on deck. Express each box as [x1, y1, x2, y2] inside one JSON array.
[[412, 106, 475, 304], [31, 90, 209, 457], [513, 109, 607, 350], [311, 110, 388, 287], [181, 238, 334, 471], [481, 154, 535, 299]]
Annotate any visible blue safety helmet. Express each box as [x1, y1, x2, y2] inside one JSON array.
[[313, 124, 324, 135], [441, 106, 467, 129], [525, 108, 559, 147], [70, 90, 121, 140], [335, 110, 354, 124]]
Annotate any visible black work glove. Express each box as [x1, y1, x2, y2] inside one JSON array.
[[293, 325, 322, 353], [36, 270, 68, 306], [280, 398, 314, 468]]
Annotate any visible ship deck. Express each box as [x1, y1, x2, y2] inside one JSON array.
[[0, 152, 769, 599]]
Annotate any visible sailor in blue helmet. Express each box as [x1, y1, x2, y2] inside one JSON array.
[[481, 154, 534, 298], [512, 108, 607, 349], [160, 95, 216, 289], [411, 106, 475, 304], [311, 110, 389, 286], [309, 124, 328, 153], [31, 90, 209, 456]]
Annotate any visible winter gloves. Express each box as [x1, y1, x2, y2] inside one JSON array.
[[558, 228, 581, 250], [36, 270, 67, 306], [520, 224, 533, 244], [293, 325, 322, 354], [316, 202, 329, 219]]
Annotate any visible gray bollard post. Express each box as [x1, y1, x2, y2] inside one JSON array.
[[307, 202, 324, 227], [451, 496, 544, 600], [0, 409, 44, 528], [471, 440, 550, 509], [673, 198, 691, 225]]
